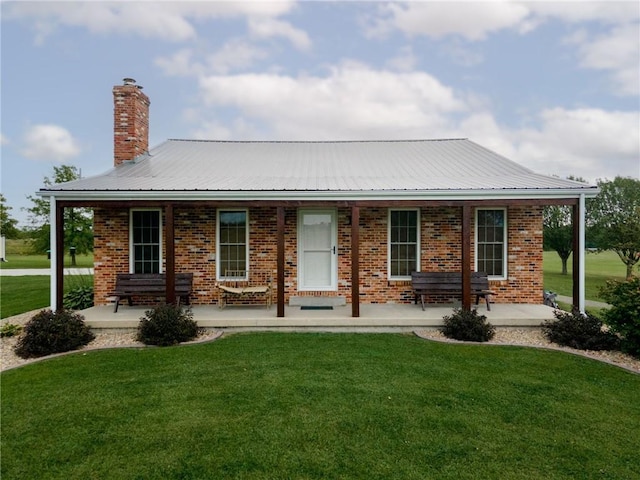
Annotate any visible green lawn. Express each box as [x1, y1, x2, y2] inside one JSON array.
[[0, 254, 94, 269], [0, 275, 93, 319], [543, 250, 627, 302], [2, 333, 639, 480]]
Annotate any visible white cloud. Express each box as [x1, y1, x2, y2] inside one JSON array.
[[363, 1, 640, 99], [248, 17, 311, 51], [4, 0, 299, 44], [156, 40, 269, 77], [0, 133, 9, 146], [386, 45, 418, 72], [526, 1, 639, 25], [197, 61, 467, 140], [366, 1, 531, 41], [155, 49, 203, 77], [20, 124, 81, 162], [572, 23, 640, 96], [367, 1, 639, 41], [514, 108, 640, 181]]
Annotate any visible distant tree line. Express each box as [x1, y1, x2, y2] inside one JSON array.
[[544, 176, 640, 279]]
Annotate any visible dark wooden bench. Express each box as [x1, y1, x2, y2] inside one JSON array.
[[411, 271, 496, 311], [110, 273, 193, 313]]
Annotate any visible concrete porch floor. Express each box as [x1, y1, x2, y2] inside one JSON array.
[[80, 303, 556, 330]]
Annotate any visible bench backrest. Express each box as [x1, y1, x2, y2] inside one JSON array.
[[115, 273, 193, 292], [221, 270, 272, 287], [411, 271, 489, 292]]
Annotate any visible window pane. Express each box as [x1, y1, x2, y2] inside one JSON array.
[[389, 210, 418, 278], [132, 211, 161, 274], [477, 210, 505, 277], [219, 211, 247, 275]]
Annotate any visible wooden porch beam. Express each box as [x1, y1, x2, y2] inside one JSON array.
[[277, 206, 285, 318], [351, 205, 360, 318], [461, 204, 472, 311], [165, 203, 176, 305]]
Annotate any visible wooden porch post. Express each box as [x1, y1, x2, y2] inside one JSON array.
[[55, 201, 65, 311], [277, 206, 285, 317], [351, 205, 360, 318], [461, 204, 472, 311], [165, 203, 176, 305]]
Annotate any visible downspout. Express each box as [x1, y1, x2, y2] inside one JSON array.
[[49, 195, 57, 310], [578, 194, 586, 313]]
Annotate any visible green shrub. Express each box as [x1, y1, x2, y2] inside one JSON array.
[[63, 285, 94, 310], [542, 309, 620, 351], [600, 277, 640, 358], [14, 309, 95, 359], [136, 304, 199, 346], [0, 323, 22, 338], [440, 308, 495, 342]]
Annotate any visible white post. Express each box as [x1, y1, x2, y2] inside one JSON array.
[[0, 235, 5, 262], [50, 196, 57, 310], [579, 194, 586, 313]]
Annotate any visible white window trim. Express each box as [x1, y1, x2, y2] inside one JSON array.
[[474, 207, 507, 281], [216, 208, 249, 281], [129, 208, 163, 274], [387, 208, 421, 280]]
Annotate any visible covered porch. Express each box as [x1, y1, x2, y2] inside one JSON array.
[[80, 302, 557, 330]]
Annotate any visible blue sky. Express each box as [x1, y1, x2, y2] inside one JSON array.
[[1, 0, 639, 227]]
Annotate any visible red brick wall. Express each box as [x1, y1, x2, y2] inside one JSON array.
[[93, 204, 543, 306]]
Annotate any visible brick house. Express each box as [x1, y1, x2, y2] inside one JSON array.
[[39, 79, 598, 319]]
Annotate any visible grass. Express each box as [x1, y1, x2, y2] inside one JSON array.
[[2, 333, 639, 479], [543, 250, 627, 302], [0, 275, 93, 319], [0, 254, 94, 269], [1, 238, 94, 268]]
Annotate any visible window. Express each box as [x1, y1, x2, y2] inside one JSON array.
[[389, 209, 420, 279], [476, 208, 507, 278], [217, 210, 248, 279], [130, 209, 161, 274]]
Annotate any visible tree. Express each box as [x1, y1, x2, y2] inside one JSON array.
[[543, 205, 573, 275], [0, 194, 20, 239], [588, 176, 640, 280], [543, 176, 586, 275], [25, 165, 93, 265]]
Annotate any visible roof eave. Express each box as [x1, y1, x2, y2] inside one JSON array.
[[37, 187, 600, 202]]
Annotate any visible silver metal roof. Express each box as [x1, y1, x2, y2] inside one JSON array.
[[40, 138, 597, 200]]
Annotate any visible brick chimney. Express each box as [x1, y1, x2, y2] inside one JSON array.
[[113, 78, 150, 166]]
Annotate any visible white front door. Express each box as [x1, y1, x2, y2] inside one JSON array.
[[298, 209, 337, 291]]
